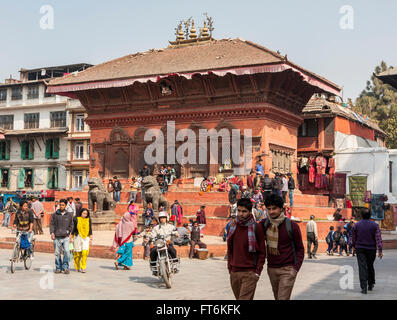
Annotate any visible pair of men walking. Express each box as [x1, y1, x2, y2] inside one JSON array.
[[227, 194, 304, 300]]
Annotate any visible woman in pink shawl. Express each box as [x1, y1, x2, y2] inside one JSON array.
[[113, 212, 137, 270]]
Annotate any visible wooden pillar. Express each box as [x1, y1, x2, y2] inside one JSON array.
[[318, 118, 325, 151]]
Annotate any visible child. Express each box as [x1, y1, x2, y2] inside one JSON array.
[[139, 226, 152, 260], [72, 208, 92, 273], [143, 202, 154, 227], [339, 230, 348, 256], [326, 226, 334, 255]]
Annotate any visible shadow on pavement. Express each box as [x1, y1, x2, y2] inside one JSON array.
[[129, 276, 164, 289]]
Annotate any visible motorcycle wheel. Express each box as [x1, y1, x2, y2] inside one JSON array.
[[159, 260, 172, 289]]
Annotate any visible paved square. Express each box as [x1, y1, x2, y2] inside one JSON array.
[[0, 249, 396, 300]]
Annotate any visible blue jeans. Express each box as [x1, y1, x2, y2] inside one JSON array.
[[327, 240, 334, 253], [144, 217, 152, 227], [114, 191, 121, 202], [54, 237, 70, 271], [288, 190, 294, 207], [2, 213, 11, 227], [129, 191, 137, 203]]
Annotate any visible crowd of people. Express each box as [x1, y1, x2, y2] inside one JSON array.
[[2, 160, 384, 298]]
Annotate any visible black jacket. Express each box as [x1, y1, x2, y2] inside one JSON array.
[[262, 177, 273, 190], [288, 177, 295, 190], [140, 167, 151, 178], [113, 180, 122, 191], [229, 186, 239, 204], [50, 209, 74, 239]]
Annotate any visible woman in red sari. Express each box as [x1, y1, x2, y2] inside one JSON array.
[[112, 212, 137, 270]]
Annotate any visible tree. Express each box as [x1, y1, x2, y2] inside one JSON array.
[[355, 61, 397, 148]]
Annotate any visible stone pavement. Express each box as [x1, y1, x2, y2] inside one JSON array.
[[0, 248, 396, 300]]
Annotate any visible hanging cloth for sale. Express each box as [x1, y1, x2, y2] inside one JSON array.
[[308, 157, 316, 183], [315, 174, 322, 189], [316, 156, 327, 175]]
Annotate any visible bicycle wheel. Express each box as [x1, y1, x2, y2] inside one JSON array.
[[10, 242, 19, 273], [24, 253, 32, 270]]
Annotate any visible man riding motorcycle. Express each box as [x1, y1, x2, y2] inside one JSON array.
[[149, 211, 179, 275]]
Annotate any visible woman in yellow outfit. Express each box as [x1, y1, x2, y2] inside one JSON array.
[[72, 208, 92, 273]]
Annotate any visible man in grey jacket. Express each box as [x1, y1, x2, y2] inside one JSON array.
[[50, 199, 73, 274]]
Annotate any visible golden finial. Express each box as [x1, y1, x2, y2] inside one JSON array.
[[201, 20, 210, 38], [189, 19, 197, 39], [177, 24, 184, 41]]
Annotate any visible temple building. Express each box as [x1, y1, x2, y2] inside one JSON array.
[[47, 23, 341, 182]]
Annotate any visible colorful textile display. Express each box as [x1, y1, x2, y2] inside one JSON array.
[[348, 176, 367, 207], [363, 190, 372, 203], [308, 157, 316, 183], [370, 194, 385, 220], [330, 173, 346, 198], [381, 208, 395, 231], [315, 156, 327, 175]]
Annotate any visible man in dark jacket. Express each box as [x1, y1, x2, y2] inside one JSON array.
[[262, 174, 273, 202], [227, 198, 266, 300], [140, 164, 151, 178], [263, 194, 304, 300], [352, 207, 383, 294], [272, 173, 282, 197], [113, 176, 122, 203], [50, 199, 74, 274], [287, 173, 295, 207]]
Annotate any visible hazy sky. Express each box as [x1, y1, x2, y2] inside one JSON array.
[[0, 0, 396, 101]]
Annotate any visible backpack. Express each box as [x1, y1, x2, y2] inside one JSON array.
[[262, 218, 296, 265], [325, 231, 333, 244], [20, 234, 31, 250], [333, 231, 341, 243], [339, 236, 346, 246]]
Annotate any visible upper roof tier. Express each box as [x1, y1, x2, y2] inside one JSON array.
[[47, 38, 340, 96]]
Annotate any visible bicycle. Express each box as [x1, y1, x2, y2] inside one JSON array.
[[10, 231, 35, 273]]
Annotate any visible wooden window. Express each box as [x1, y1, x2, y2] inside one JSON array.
[[50, 111, 66, 128], [47, 167, 58, 189], [298, 119, 318, 137], [0, 115, 13, 129], [45, 138, 60, 159], [11, 86, 22, 100], [21, 140, 34, 160], [0, 88, 7, 101], [0, 140, 11, 160], [74, 141, 84, 159], [27, 85, 39, 99], [0, 168, 10, 188], [75, 114, 85, 131], [24, 113, 40, 129]]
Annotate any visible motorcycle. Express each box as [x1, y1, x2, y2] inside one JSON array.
[[150, 235, 180, 289]]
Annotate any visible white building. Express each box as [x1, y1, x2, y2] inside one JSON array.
[[0, 64, 92, 193], [334, 147, 397, 204]]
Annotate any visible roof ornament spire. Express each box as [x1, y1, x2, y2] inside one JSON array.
[[189, 19, 198, 39], [169, 14, 215, 47]]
